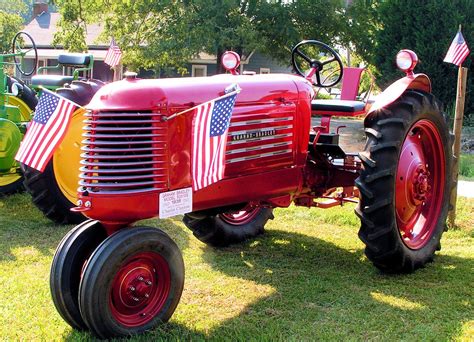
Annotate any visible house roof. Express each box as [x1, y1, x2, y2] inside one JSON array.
[[23, 11, 107, 48]]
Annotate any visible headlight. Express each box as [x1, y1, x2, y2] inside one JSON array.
[[396, 49, 418, 75], [221, 51, 241, 75], [11, 82, 23, 96]]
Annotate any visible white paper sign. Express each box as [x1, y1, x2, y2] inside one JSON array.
[[159, 187, 193, 219]]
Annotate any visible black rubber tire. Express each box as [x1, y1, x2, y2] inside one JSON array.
[[79, 227, 185, 339], [50, 220, 107, 331], [22, 79, 103, 224], [183, 207, 274, 247], [0, 77, 37, 195], [355, 90, 452, 273]]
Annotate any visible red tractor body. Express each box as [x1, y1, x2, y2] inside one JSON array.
[[78, 74, 321, 227]]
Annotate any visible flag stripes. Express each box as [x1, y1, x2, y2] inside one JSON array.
[[191, 92, 237, 191], [104, 38, 122, 68], [444, 30, 470, 66]]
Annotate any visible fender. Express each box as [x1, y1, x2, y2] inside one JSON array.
[[368, 73, 431, 114]]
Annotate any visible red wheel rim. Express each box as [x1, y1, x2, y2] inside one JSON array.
[[219, 204, 260, 225], [395, 119, 445, 249], [109, 251, 171, 327]]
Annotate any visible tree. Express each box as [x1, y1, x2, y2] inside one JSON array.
[[0, 0, 27, 53], [51, 0, 352, 74], [357, 0, 473, 118]]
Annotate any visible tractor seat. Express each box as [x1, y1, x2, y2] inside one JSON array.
[[31, 75, 75, 88], [311, 99, 366, 116], [58, 53, 91, 67]]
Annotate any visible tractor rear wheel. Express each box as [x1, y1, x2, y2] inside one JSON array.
[[22, 80, 103, 223], [78, 227, 184, 339], [0, 77, 37, 195], [183, 205, 274, 247], [50, 220, 107, 330], [355, 90, 452, 273]]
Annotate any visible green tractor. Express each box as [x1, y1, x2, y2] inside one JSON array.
[[1, 32, 104, 224], [0, 31, 38, 194]]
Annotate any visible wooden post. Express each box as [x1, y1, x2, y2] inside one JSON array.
[[448, 66, 468, 228], [112, 62, 123, 82]]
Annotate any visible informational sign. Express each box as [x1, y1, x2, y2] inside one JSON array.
[[159, 187, 193, 219]]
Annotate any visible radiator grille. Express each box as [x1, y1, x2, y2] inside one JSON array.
[[79, 111, 168, 195]]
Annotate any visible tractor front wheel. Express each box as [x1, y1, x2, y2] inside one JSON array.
[[50, 220, 107, 330], [355, 90, 452, 273], [183, 205, 274, 247], [78, 227, 184, 339]]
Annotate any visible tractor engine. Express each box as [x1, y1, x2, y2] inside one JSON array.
[[76, 73, 315, 228]]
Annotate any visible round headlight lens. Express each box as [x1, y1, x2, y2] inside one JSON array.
[[221, 51, 241, 71], [396, 49, 418, 72], [11, 82, 22, 96]]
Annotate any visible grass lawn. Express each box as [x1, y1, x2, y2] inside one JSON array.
[[0, 193, 472, 341], [460, 154, 474, 180]]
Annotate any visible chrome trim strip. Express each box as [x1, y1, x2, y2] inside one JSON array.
[[227, 133, 293, 145], [226, 149, 292, 164], [226, 141, 292, 155], [229, 116, 293, 127], [229, 125, 293, 136]]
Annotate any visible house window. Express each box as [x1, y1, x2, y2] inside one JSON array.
[[192, 65, 207, 77], [260, 68, 271, 74]]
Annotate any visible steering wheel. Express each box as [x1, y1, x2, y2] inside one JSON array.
[[291, 40, 343, 88], [12, 31, 38, 76]]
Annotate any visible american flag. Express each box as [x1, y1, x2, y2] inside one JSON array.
[[15, 90, 78, 172], [104, 38, 122, 67], [444, 29, 470, 66], [191, 92, 238, 191]]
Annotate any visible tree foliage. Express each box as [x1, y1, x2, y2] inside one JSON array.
[[355, 0, 473, 117], [0, 0, 27, 53], [51, 0, 356, 74]]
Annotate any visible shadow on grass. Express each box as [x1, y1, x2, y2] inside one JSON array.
[[4, 194, 469, 340], [198, 229, 473, 340], [62, 227, 472, 341]]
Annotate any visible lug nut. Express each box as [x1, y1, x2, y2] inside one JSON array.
[[145, 280, 152, 286], [132, 296, 140, 302], [138, 276, 144, 281], [129, 286, 135, 292], [144, 293, 149, 298]]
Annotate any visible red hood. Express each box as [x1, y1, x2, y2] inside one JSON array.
[[87, 73, 313, 112]]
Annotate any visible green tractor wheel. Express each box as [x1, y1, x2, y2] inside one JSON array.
[[0, 77, 37, 195]]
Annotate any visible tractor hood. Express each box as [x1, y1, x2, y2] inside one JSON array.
[[87, 74, 313, 113]]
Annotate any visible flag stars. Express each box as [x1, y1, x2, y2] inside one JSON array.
[[209, 96, 236, 137], [34, 93, 60, 124]]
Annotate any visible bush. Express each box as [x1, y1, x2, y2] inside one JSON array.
[[368, 0, 473, 121]]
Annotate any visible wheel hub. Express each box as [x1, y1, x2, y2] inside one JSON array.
[[412, 166, 431, 202], [110, 252, 171, 327], [120, 270, 154, 307]]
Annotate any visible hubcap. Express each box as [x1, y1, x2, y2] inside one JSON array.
[[395, 119, 445, 249], [110, 251, 171, 327], [219, 204, 260, 225]]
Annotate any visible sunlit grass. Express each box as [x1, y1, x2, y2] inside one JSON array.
[[0, 193, 472, 341]]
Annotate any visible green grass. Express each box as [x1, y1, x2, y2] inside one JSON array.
[[0, 193, 473, 341], [459, 154, 474, 180]]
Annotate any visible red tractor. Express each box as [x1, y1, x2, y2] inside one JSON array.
[[50, 41, 452, 338]]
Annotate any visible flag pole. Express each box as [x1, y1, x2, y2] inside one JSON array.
[[163, 87, 241, 121], [448, 64, 468, 228]]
